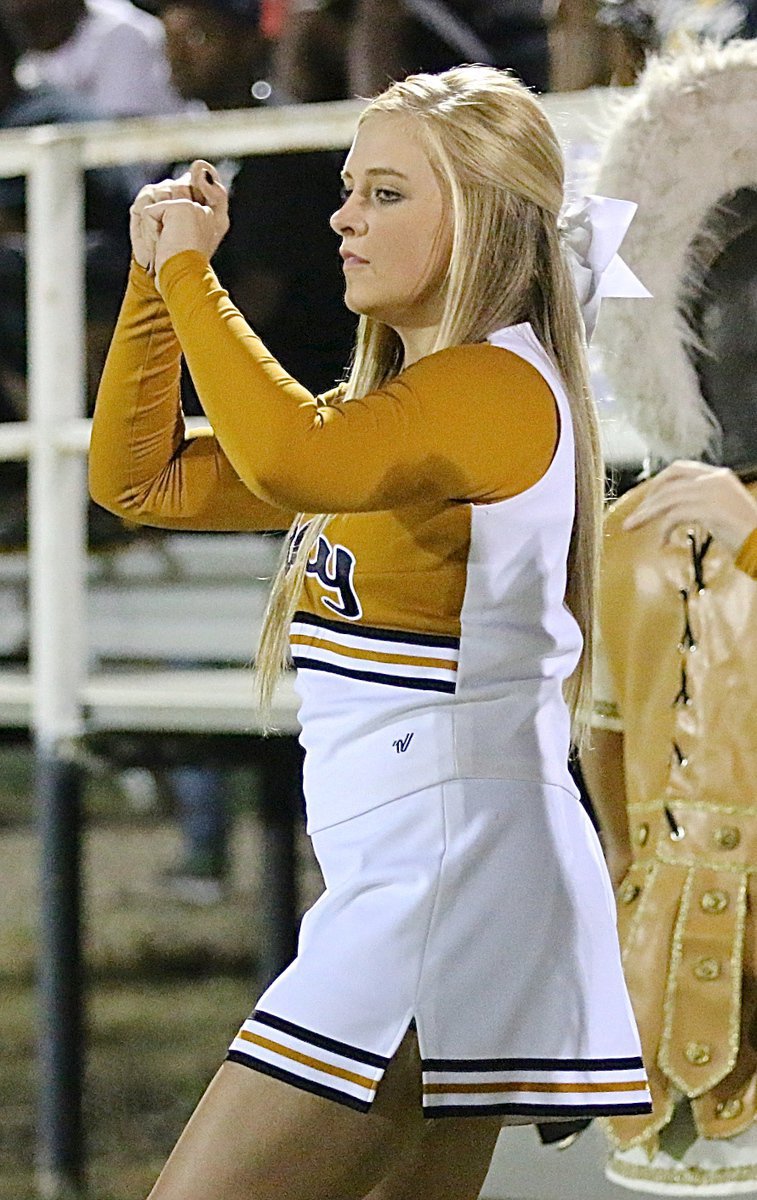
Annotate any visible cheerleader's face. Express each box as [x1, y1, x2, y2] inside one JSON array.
[[331, 114, 452, 332]]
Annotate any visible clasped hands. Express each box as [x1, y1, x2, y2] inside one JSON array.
[[129, 158, 230, 292]]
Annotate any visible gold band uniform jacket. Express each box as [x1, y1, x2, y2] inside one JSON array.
[[596, 481, 757, 1154]]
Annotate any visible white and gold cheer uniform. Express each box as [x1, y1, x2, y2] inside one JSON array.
[[90, 252, 651, 1121]]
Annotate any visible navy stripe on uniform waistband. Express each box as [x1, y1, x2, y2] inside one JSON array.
[[292, 656, 457, 693]]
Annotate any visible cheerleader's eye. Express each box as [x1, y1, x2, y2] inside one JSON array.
[[374, 188, 402, 204]]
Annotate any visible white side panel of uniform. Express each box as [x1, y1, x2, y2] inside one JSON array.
[[452, 324, 582, 791]]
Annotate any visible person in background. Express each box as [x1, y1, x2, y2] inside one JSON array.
[[0, 0, 185, 116], [0, 0, 189, 425], [580, 43, 757, 1194], [268, 0, 351, 101], [347, 0, 553, 94], [0, 17, 142, 390], [273, 0, 553, 102], [156, 754, 231, 904], [583, 210, 757, 1191], [548, 0, 614, 90], [0, 16, 144, 545], [160, 0, 356, 394], [0, 0, 193, 417]]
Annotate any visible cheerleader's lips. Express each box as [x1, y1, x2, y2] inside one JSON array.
[[340, 248, 369, 269]]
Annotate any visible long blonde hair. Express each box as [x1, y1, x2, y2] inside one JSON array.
[[256, 65, 603, 747]]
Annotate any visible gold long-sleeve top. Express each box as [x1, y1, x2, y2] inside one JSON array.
[[90, 252, 556, 527]]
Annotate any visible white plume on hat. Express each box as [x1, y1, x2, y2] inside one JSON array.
[[593, 40, 757, 460]]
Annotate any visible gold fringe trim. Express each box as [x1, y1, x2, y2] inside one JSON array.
[[628, 800, 757, 819], [719, 874, 747, 1100], [658, 867, 695, 1091], [656, 853, 757, 876], [620, 860, 658, 967], [600, 1108, 671, 1154]]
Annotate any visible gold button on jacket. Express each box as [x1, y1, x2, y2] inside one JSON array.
[[693, 957, 721, 981], [714, 826, 741, 850], [700, 889, 729, 914], [685, 1042, 712, 1066]]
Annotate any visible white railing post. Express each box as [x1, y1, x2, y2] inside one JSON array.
[[27, 129, 87, 745], [26, 128, 88, 1200]]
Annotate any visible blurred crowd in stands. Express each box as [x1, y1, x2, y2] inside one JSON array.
[[0, 0, 755, 898]]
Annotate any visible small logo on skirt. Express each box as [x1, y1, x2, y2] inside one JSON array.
[[393, 733, 414, 754]]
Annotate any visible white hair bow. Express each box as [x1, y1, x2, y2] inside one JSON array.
[[560, 194, 652, 340]]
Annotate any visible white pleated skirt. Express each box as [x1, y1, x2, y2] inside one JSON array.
[[228, 778, 652, 1120]]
